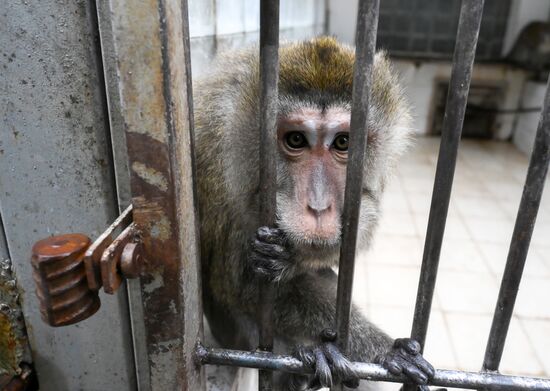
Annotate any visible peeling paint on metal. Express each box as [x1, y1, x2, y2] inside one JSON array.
[[149, 215, 172, 242], [149, 339, 183, 390], [111, 0, 168, 144], [142, 272, 164, 294], [131, 162, 169, 192]]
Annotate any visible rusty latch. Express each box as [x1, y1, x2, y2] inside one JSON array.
[[31, 206, 145, 327]]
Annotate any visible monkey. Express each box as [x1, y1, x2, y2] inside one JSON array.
[[194, 37, 435, 390]]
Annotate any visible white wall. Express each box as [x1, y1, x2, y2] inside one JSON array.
[[327, 0, 358, 44], [189, 0, 326, 77], [513, 81, 547, 155]]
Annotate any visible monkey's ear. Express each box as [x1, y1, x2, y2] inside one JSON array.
[[369, 50, 414, 159]]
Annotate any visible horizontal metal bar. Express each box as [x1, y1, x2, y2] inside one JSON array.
[[409, 0, 484, 355], [483, 77, 550, 371], [195, 344, 550, 390]]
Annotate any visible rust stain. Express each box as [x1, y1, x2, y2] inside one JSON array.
[[0, 314, 18, 375], [0, 259, 28, 378], [132, 197, 174, 244], [113, 0, 167, 143]]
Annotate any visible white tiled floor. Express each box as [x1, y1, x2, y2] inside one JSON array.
[[356, 137, 550, 390]]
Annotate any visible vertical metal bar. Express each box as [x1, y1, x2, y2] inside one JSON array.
[[258, 0, 280, 390], [482, 78, 550, 371], [334, 0, 380, 370], [106, 0, 205, 389], [406, 3, 484, 390]]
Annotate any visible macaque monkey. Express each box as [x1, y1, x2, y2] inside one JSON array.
[[194, 37, 435, 390]]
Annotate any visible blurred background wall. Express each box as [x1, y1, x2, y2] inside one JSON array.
[[188, 0, 550, 156]]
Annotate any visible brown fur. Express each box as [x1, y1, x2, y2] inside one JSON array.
[[194, 37, 413, 390]]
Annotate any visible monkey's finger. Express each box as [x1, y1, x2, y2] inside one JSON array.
[[380, 355, 403, 376], [250, 252, 281, 269], [401, 351, 435, 379], [394, 338, 421, 355], [396, 357, 428, 385], [287, 373, 310, 391], [307, 377, 322, 390], [251, 239, 290, 259], [322, 343, 356, 381], [256, 226, 286, 245], [313, 348, 332, 388], [320, 328, 337, 342], [294, 345, 316, 368], [250, 259, 286, 282]]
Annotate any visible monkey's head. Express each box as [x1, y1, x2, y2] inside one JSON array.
[[202, 37, 411, 268], [275, 38, 411, 266]]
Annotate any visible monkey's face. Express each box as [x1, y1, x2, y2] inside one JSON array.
[[276, 106, 350, 251]]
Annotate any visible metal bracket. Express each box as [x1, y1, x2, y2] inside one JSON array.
[[30, 205, 145, 326]]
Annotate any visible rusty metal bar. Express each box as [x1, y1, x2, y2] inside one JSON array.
[[258, 0, 280, 390], [482, 77, 550, 371], [408, 0, 484, 366], [334, 0, 379, 362], [103, 0, 205, 389], [196, 345, 550, 390]]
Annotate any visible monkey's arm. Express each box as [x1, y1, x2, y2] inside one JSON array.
[[268, 270, 434, 389], [248, 228, 433, 389]]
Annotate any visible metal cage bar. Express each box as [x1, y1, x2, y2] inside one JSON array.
[[334, 0, 380, 357], [482, 78, 550, 371], [196, 345, 550, 390], [193, 0, 550, 390], [258, 0, 280, 390], [102, 0, 205, 389], [408, 0, 484, 356]]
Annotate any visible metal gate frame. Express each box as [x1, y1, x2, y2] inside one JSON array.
[[96, 0, 204, 389], [96, 0, 550, 390]]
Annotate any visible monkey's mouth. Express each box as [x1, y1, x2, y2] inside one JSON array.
[[279, 219, 342, 248], [276, 198, 342, 247]]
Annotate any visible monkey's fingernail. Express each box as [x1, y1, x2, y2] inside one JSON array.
[[256, 226, 270, 237], [405, 339, 421, 354], [386, 362, 401, 375], [321, 328, 337, 342]]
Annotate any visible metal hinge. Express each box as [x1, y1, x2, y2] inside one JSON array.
[[30, 206, 145, 327]]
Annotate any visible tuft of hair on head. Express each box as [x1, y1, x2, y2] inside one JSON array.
[[278, 37, 408, 120], [279, 37, 355, 99]]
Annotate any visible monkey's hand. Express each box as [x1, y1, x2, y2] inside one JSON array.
[[249, 226, 295, 283], [290, 329, 360, 390], [376, 338, 435, 387]]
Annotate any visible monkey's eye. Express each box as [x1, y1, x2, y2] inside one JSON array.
[[285, 132, 308, 149], [332, 134, 349, 151]]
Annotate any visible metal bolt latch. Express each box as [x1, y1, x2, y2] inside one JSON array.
[[31, 206, 145, 326]]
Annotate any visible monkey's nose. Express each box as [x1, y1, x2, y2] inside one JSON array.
[[307, 203, 332, 217]]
